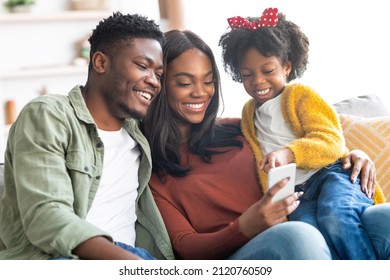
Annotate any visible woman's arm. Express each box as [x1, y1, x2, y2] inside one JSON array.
[[152, 177, 301, 260]]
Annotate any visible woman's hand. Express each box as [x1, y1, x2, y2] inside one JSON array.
[[341, 149, 376, 198], [238, 178, 302, 239]]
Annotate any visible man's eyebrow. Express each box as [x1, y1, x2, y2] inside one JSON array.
[[136, 55, 163, 69]]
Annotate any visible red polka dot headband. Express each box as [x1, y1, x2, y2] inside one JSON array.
[[227, 7, 278, 30]]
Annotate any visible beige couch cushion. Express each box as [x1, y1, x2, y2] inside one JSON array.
[[339, 114, 390, 202]]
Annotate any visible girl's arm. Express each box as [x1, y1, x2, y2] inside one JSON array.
[[283, 84, 348, 169]]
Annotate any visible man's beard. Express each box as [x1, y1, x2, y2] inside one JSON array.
[[118, 103, 144, 121]]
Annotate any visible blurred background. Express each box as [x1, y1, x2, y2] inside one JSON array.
[[1, 0, 389, 159]]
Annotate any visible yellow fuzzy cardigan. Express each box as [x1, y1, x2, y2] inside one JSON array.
[[241, 83, 385, 204]]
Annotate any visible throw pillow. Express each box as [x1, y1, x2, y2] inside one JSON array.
[[339, 114, 390, 201]]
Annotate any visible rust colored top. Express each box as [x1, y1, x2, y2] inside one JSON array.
[[150, 133, 263, 259]]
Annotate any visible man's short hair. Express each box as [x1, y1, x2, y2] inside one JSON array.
[[88, 12, 164, 59]]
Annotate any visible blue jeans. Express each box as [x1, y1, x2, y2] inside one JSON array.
[[289, 160, 375, 259], [115, 242, 156, 260], [360, 203, 390, 260], [227, 221, 331, 260]]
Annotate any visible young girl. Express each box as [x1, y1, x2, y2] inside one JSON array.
[[219, 7, 386, 259]]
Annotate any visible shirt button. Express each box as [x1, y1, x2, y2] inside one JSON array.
[[96, 176, 101, 180], [84, 166, 89, 172], [96, 142, 103, 148]]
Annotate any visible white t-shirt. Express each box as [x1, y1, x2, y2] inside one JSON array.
[[254, 94, 319, 185], [86, 127, 140, 246]]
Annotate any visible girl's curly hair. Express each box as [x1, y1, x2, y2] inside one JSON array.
[[219, 13, 309, 83]]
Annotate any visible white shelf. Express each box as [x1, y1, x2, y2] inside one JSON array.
[[0, 65, 88, 79], [0, 10, 111, 23], [0, 6, 119, 162]]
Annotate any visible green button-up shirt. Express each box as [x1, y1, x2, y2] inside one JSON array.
[[0, 86, 174, 260]]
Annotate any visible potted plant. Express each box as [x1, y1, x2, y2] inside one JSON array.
[[4, 0, 36, 13]]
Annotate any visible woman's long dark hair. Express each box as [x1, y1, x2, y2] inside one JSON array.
[[143, 30, 243, 179]]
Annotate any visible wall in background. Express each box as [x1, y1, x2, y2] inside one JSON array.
[[0, 0, 160, 159], [181, 0, 390, 117], [1, 0, 389, 159]]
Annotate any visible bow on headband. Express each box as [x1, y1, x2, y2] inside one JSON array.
[[227, 7, 278, 30]]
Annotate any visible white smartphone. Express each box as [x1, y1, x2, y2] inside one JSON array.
[[267, 163, 296, 203]]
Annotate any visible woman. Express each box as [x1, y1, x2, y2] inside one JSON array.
[[143, 30, 389, 260]]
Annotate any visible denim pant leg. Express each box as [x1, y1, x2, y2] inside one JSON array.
[[314, 161, 375, 259], [289, 184, 320, 229], [361, 203, 390, 259], [227, 221, 331, 260]]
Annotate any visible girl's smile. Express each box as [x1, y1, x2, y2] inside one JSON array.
[[240, 47, 290, 105]]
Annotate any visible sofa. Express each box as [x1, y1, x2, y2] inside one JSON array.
[[0, 94, 389, 253], [332, 94, 390, 202]]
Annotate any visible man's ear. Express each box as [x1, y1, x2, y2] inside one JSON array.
[[92, 51, 109, 74]]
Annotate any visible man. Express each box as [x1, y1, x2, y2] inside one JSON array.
[[0, 12, 174, 260]]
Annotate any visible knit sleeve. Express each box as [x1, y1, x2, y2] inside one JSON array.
[[282, 84, 349, 169]]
